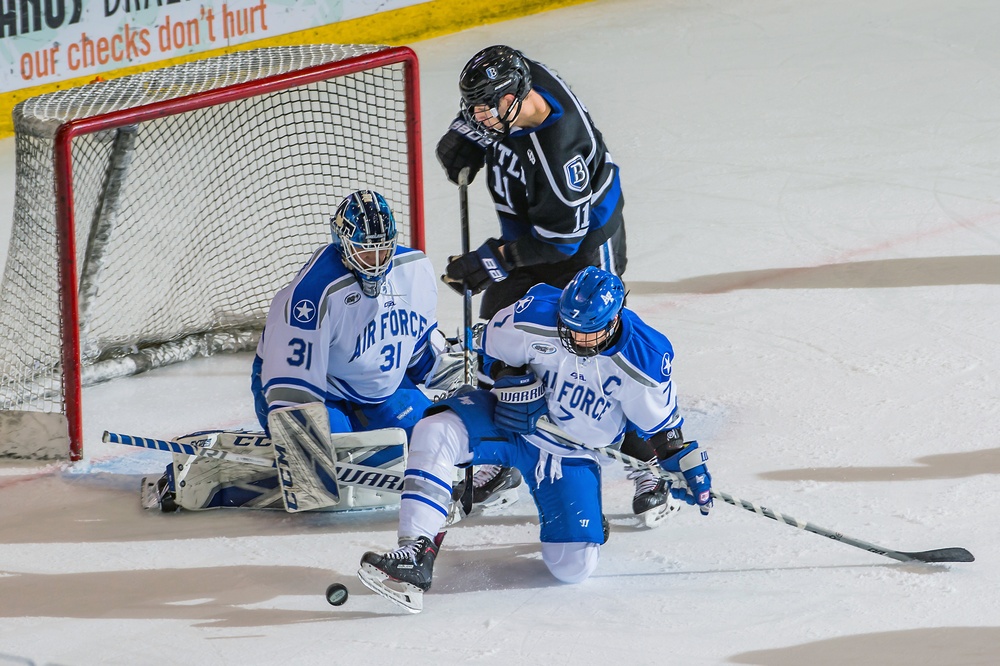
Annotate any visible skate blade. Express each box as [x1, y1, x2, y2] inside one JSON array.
[[444, 501, 468, 527], [477, 486, 520, 511], [446, 487, 519, 526], [639, 499, 682, 528], [357, 563, 423, 613], [139, 477, 160, 510]]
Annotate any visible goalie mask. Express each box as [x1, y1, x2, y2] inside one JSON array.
[[557, 267, 625, 357], [331, 190, 398, 297], [459, 45, 533, 142]]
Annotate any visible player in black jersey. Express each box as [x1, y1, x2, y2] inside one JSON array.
[[437, 45, 627, 320], [436, 46, 670, 522]]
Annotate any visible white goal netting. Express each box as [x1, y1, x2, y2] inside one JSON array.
[[0, 44, 421, 459]]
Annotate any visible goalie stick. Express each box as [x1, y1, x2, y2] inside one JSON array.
[[534, 421, 975, 564], [104, 431, 276, 467], [103, 430, 405, 494], [118, 428, 404, 451]]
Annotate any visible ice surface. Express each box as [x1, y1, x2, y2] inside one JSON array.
[[1, 1, 997, 664]]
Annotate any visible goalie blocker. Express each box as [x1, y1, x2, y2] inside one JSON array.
[[136, 403, 407, 513]]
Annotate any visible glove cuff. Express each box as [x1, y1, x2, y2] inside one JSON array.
[[491, 376, 545, 403], [448, 117, 494, 149], [662, 441, 708, 473], [475, 240, 512, 282]]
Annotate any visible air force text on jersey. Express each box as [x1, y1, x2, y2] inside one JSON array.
[[541, 368, 618, 423], [350, 306, 432, 362]]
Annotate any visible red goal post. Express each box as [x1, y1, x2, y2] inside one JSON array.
[[0, 45, 424, 461]]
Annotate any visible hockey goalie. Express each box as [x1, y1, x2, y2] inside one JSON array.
[[127, 190, 464, 513]]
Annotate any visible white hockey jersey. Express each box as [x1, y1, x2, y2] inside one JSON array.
[[482, 283, 682, 458], [257, 244, 438, 408]]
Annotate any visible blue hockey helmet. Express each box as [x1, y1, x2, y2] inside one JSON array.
[[331, 190, 397, 297], [558, 267, 625, 357], [459, 45, 532, 142]]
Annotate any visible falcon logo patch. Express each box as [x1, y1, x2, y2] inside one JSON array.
[[514, 295, 534, 313], [564, 156, 589, 192], [661, 353, 672, 378]]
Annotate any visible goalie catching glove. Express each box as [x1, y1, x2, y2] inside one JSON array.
[[660, 440, 713, 515], [442, 238, 514, 296], [405, 329, 468, 394], [491, 370, 548, 435]]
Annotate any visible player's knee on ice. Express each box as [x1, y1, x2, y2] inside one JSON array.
[[541, 541, 600, 583]]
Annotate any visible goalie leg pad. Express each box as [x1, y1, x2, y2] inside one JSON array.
[[331, 428, 407, 510], [134, 423, 409, 512], [268, 403, 342, 513], [173, 458, 282, 510], [175, 430, 281, 510], [166, 432, 283, 511]]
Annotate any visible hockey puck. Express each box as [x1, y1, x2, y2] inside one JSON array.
[[325, 583, 349, 606]]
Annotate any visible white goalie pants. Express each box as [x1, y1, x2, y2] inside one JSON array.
[[400, 409, 600, 584]]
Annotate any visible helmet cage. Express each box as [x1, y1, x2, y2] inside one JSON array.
[[342, 235, 395, 282], [558, 316, 620, 357], [460, 96, 524, 143]]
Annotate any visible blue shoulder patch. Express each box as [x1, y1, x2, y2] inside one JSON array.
[[613, 310, 676, 382], [512, 283, 561, 329], [289, 244, 353, 330]]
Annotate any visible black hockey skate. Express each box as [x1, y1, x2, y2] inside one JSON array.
[[446, 465, 523, 526], [358, 533, 444, 613], [473, 465, 522, 505], [629, 469, 681, 528]]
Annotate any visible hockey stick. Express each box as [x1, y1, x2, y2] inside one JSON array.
[[457, 166, 475, 517], [103, 431, 404, 494], [458, 169, 475, 386], [104, 431, 276, 467], [534, 421, 974, 564], [166, 428, 405, 451]]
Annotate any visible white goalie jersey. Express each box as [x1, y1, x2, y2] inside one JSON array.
[[482, 283, 683, 457], [257, 244, 439, 409]]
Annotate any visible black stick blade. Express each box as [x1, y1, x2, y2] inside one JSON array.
[[902, 547, 975, 563]]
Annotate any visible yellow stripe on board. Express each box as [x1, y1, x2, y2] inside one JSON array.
[[0, 0, 591, 138]]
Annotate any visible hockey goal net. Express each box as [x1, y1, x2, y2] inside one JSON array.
[[0, 44, 423, 461]]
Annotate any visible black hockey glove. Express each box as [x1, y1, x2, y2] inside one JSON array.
[[441, 239, 513, 296], [621, 426, 684, 463], [436, 117, 491, 185]]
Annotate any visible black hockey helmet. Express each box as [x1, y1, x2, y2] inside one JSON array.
[[459, 45, 532, 141]]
